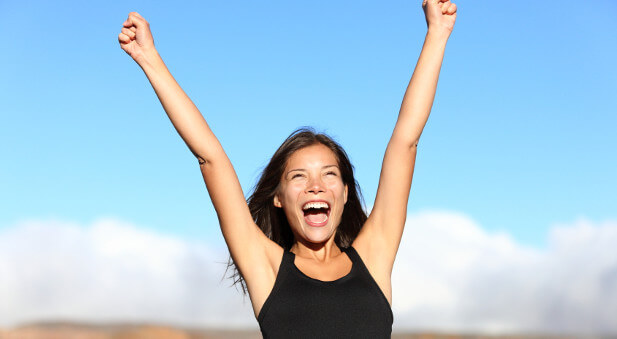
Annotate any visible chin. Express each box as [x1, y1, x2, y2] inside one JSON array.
[[301, 225, 336, 244]]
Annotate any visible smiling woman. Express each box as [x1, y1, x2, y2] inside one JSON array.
[[118, 0, 457, 337], [274, 143, 348, 243], [248, 130, 364, 255]]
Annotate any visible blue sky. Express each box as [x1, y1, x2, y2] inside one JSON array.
[[1, 0, 616, 249]]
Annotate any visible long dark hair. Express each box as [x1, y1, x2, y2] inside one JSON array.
[[225, 127, 367, 294]]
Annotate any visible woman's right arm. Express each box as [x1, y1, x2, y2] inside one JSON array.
[[118, 13, 282, 296], [118, 12, 221, 166]]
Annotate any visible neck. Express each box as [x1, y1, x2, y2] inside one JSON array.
[[291, 237, 342, 262]]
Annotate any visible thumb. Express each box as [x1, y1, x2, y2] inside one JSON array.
[[423, 0, 441, 7], [124, 12, 147, 29]]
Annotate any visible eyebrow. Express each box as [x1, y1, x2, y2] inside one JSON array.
[[286, 165, 339, 176]]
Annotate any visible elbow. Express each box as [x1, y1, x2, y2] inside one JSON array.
[[390, 127, 421, 150], [190, 149, 208, 166], [401, 136, 420, 150]]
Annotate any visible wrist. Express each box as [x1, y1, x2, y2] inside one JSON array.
[[426, 26, 452, 40], [135, 47, 163, 72]]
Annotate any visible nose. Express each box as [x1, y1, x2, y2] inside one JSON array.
[[305, 176, 325, 194]]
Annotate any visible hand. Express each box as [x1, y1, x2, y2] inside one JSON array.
[[422, 0, 457, 35], [118, 12, 156, 64]]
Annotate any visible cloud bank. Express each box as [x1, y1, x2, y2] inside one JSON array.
[[0, 218, 255, 328], [1, 212, 615, 334], [392, 211, 617, 334]]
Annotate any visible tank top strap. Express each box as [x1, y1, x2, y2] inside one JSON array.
[[343, 245, 393, 320], [257, 248, 294, 323], [342, 245, 362, 265], [282, 248, 295, 266], [278, 248, 298, 279]]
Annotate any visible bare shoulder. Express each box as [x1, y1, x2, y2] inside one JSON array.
[[352, 217, 395, 305]]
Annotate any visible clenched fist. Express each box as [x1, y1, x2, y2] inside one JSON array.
[[423, 0, 457, 34], [118, 12, 156, 64]]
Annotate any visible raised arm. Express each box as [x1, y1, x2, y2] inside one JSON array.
[[353, 0, 457, 300], [118, 13, 280, 300], [118, 12, 223, 166]]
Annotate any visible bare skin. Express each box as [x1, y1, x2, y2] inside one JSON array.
[[119, 0, 457, 318]]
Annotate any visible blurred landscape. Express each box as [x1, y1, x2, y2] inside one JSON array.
[[0, 323, 613, 339]]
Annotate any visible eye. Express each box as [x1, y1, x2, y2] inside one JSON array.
[[291, 173, 304, 179], [326, 171, 337, 176]]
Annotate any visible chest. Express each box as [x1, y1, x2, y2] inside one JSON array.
[[258, 255, 393, 339], [292, 253, 353, 281]]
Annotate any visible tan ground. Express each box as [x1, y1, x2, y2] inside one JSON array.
[[0, 323, 593, 339]]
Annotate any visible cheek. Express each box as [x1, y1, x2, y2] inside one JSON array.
[[282, 183, 303, 204], [326, 180, 345, 196]]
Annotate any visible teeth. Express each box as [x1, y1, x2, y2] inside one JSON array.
[[302, 202, 330, 210]]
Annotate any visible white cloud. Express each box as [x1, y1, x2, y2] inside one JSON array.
[[1, 213, 616, 335], [0, 218, 256, 329], [392, 211, 617, 334]]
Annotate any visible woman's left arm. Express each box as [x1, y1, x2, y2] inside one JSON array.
[[355, 0, 457, 266]]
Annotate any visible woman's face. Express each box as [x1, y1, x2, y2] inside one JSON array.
[[274, 143, 348, 245]]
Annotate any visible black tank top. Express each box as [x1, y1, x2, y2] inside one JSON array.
[[257, 246, 393, 338]]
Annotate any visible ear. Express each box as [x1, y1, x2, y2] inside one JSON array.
[[344, 184, 348, 204], [273, 194, 282, 208]]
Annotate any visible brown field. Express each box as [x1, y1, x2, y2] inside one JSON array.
[[0, 323, 607, 339]]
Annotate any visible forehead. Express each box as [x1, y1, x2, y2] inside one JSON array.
[[285, 144, 338, 169]]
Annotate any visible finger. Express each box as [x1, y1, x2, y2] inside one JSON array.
[[131, 11, 145, 19], [447, 3, 457, 14], [118, 33, 130, 43], [121, 27, 136, 39], [443, 2, 456, 15], [441, 1, 451, 14], [122, 20, 138, 32]]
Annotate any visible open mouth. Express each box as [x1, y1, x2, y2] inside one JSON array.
[[302, 202, 331, 227]]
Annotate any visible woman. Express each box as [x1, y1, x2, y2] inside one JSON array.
[[118, 0, 456, 337]]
